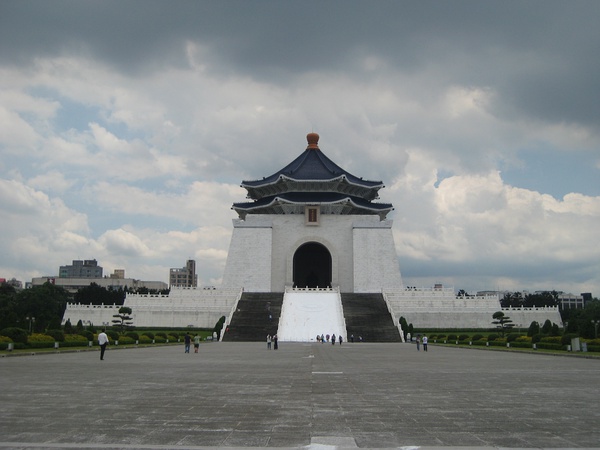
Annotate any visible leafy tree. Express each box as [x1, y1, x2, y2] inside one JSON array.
[[74, 283, 125, 306], [214, 315, 226, 339], [501, 292, 524, 308], [15, 282, 69, 332], [63, 318, 73, 334], [541, 319, 552, 334], [492, 311, 515, 337], [112, 307, 133, 332], [46, 329, 65, 341], [523, 291, 559, 308], [399, 316, 409, 339], [457, 289, 470, 297], [0, 327, 28, 344], [0, 283, 18, 330], [561, 298, 600, 338], [527, 321, 540, 337]]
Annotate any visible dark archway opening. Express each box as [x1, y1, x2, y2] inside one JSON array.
[[293, 242, 332, 288]]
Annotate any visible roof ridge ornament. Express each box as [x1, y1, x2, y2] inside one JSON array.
[[306, 132, 319, 150]]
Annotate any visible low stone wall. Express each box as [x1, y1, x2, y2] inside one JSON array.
[[62, 287, 563, 332], [61, 303, 121, 328], [62, 288, 243, 329], [384, 289, 563, 329], [397, 309, 563, 329]]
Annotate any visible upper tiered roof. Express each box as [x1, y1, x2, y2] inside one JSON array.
[[232, 133, 393, 219]]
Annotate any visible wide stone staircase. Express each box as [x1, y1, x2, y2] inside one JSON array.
[[340, 293, 401, 342], [221, 292, 283, 342], [223, 291, 400, 342]]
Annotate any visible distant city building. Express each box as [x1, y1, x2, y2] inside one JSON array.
[[59, 259, 103, 278], [0, 277, 23, 289], [557, 293, 586, 310], [169, 260, 197, 288], [110, 269, 125, 279], [477, 290, 505, 297], [31, 276, 168, 295], [33, 259, 166, 294]]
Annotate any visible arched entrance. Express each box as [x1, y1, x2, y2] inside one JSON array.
[[293, 242, 332, 288]]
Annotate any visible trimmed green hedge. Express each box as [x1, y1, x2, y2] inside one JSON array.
[[29, 341, 56, 349], [535, 342, 562, 350], [116, 336, 135, 345], [46, 330, 65, 341], [0, 328, 28, 344], [508, 341, 531, 348]]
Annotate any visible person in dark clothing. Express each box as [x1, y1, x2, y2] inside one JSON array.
[[184, 333, 191, 353]]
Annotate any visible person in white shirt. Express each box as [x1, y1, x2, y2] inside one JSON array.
[[98, 329, 109, 360], [422, 335, 428, 352]]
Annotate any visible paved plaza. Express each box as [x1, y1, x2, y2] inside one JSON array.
[[1, 342, 599, 449]]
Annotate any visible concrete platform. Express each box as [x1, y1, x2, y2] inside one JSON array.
[[1, 342, 599, 449]]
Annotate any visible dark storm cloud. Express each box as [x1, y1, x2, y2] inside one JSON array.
[[2, 0, 599, 126]]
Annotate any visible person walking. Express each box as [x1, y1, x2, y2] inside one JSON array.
[[98, 329, 109, 360], [193, 333, 201, 353], [423, 335, 428, 352], [339, 335, 343, 345], [331, 334, 336, 345], [184, 333, 191, 353], [273, 334, 278, 350], [416, 335, 421, 351], [266, 334, 272, 349]]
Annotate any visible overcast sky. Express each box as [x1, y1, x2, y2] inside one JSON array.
[[1, 1, 599, 296]]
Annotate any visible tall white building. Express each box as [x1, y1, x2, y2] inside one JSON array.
[[63, 133, 562, 332], [222, 132, 402, 293]]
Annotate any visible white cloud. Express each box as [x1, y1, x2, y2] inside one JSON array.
[[29, 171, 74, 193], [98, 228, 152, 258], [0, 105, 41, 151], [1, 14, 599, 297], [0, 179, 91, 275], [390, 151, 600, 293]]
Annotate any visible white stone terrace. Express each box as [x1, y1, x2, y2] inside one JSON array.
[[62, 287, 243, 329], [383, 287, 562, 329]]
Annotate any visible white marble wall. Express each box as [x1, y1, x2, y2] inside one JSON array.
[[62, 287, 242, 329], [384, 289, 563, 329], [221, 218, 273, 291], [353, 219, 403, 292], [221, 214, 404, 293]]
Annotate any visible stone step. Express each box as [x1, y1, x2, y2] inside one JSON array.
[[223, 292, 401, 342], [341, 293, 401, 342], [222, 292, 283, 342]]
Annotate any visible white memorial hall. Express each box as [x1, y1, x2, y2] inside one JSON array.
[[64, 133, 562, 340]]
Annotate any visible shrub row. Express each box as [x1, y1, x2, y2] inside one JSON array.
[[430, 336, 600, 353], [0, 331, 185, 349]]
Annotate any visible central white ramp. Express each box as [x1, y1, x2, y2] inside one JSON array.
[[277, 287, 347, 342]]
